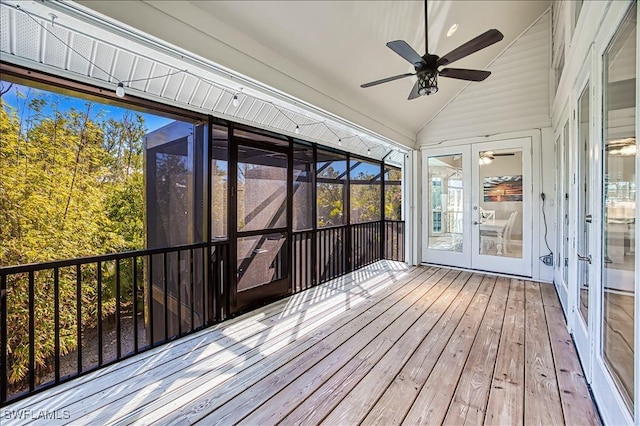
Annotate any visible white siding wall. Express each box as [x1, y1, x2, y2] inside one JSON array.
[[417, 11, 551, 146]]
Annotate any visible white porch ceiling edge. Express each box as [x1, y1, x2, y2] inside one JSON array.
[[0, 0, 408, 166]]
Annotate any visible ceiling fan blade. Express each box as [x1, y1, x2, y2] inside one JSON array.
[[437, 29, 504, 67], [361, 73, 415, 88], [408, 80, 421, 100], [387, 40, 426, 67], [439, 68, 491, 81]]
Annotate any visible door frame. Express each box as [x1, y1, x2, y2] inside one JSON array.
[[553, 103, 571, 310], [228, 134, 292, 315]]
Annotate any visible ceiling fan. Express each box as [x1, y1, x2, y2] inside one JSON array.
[[361, 0, 504, 99], [479, 150, 515, 164]]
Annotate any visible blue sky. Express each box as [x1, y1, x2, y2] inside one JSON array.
[[1, 81, 173, 133]]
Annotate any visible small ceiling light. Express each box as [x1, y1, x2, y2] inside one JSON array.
[[447, 23, 459, 38], [338, 138, 342, 146], [232, 94, 240, 107], [115, 82, 125, 98], [295, 125, 300, 134], [367, 148, 371, 155]]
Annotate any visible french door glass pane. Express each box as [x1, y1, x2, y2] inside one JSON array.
[[578, 84, 590, 323], [602, 3, 636, 409], [478, 149, 523, 258], [427, 154, 463, 252]]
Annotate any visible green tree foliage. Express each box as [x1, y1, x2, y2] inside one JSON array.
[[0, 86, 147, 386], [350, 170, 381, 223], [385, 167, 402, 220], [316, 165, 344, 227]]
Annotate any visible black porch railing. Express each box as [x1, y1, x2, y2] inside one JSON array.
[[0, 220, 403, 406], [0, 241, 229, 406], [384, 220, 405, 261]]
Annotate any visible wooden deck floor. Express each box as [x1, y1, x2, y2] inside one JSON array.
[[5, 262, 600, 425]]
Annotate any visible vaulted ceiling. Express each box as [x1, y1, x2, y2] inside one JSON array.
[[76, 1, 550, 148]]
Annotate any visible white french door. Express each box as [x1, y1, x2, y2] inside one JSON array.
[[568, 2, 637, 424], [571, 65, 594, 381], [422, 137, 532, 277]]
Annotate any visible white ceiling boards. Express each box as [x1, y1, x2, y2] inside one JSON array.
[[72, 0, 550, 148], [1, 0, 550, 152]]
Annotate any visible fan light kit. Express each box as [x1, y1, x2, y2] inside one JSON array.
[[361, 0, 504, 99]]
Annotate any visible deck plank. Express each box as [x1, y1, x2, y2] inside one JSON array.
[[443, 276, 510, 425], [484, 278, 525, 425], [308, 273, 471, 425], [523, 281, 565, 425], [540, 282, 562, 308], [139, 267, 439, 425], [362, 273, 485, 426], [401, 275, 497, 425], [544, 303, 600, 425], [198, 269, 460, 425]]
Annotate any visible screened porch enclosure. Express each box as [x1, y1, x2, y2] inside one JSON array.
[[0, 101, 405, 406]]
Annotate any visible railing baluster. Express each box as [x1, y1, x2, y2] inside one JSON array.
[[292, 235, 297, 292], [54, 267, 60, 383], [148, 256, 154, 348], [133, 256, 138, 354], [97, 261, 103, 367], [1, 274, 7, 404], [190, 248, 195, 331], [177, 250, 182, 337], [163, 252, 168, 341], [28, 271, 34, 391], [332, 228, 336, 279], [205, 247, 211, 326], [396, 222, 400, 261], [76, 265, 82, 374], [115, 259, 121, 360]]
